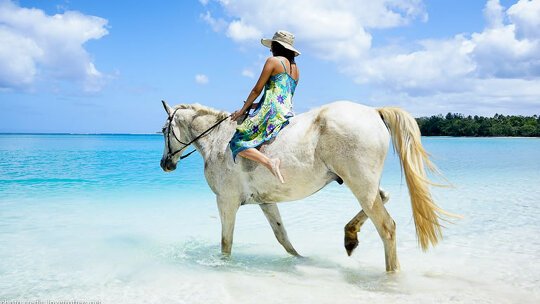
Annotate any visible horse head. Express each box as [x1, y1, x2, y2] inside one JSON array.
[[160, 100, 189, 172]]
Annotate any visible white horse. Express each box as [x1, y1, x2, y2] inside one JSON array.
[[160, 100, 451, 272]]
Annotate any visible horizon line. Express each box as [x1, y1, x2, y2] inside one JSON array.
[[0, 132, 161, 135]]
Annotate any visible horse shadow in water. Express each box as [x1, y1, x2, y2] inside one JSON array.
[[161, 238, 403, 292]]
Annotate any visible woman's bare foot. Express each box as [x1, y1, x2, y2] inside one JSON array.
[[269, 158, 285, 184]]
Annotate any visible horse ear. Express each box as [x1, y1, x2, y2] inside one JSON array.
[[161, 100, 172, 116]]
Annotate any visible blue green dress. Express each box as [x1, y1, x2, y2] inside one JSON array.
[[229, 60, 298, 161]]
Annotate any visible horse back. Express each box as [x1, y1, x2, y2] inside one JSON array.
[[240, 101, 389, 203]]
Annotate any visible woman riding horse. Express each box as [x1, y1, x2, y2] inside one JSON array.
[[229, 30, 300, 184]]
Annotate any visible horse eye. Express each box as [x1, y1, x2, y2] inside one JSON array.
[[161, 127, 166, 133]]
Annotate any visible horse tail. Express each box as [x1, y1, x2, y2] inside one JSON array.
[[377, 107, 456, 251]]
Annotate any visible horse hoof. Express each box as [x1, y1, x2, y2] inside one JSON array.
[[286, 248, 303, 257], [344, 238, 359, 256]]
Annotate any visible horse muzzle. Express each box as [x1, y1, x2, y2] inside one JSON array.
[[160, 157, 177, 172]]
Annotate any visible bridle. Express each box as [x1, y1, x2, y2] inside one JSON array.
[[164, 107, 231, 160]]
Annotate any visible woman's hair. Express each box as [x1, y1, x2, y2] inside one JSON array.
[[271, 41, 295, 64]]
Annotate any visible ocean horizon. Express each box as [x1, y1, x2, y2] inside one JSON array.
[[1, 134, 539, 303], [2, 132, 539, 138]]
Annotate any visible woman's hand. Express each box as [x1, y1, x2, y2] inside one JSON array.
[[231, 109, 245, 121]]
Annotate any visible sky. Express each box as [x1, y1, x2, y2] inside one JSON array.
[[0, 0, 539, 133]]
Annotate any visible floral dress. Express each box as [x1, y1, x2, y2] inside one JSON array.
[[229, 60, 297, 161]]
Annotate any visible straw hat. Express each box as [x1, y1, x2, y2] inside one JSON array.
[[261, 30, 301, 56]]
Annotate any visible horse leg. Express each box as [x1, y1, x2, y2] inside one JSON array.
[[344, 188, 389, 256], [345, 179, 399, 272], [217, 196, 240, 256], [260, 203, 300, 256], [344, 210, 368, 257]]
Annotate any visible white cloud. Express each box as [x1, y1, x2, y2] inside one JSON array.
[[357, 0, 540, 114], [0, 0, 108, 92], [226, 19, 261, 42], [195, 74, 209, 84], [369, 78, 540, 116], [351, 36, 476, 93], [202, 0, 426, 60], [471, 24, 539, 79], [201, 11, 227, 32], [484, 0, 505, 28], [507, 0, 540, 39], [0, 27, 42, 88], [241, 68, 254, 78]]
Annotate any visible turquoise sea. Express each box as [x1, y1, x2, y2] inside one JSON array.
[[1, 134, 539, 303]]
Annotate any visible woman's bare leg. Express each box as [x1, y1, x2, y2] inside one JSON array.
[[238, 148, 284, 183]]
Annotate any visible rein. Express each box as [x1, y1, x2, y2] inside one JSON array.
[[165, 107, 231, 160]]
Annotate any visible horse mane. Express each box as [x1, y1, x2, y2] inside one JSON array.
[[176, 103, 229, 120]]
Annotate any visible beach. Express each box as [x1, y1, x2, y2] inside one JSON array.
[[1, 135, 539, 303]]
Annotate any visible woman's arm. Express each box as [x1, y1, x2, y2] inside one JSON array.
[[231, 58, 275, 120]]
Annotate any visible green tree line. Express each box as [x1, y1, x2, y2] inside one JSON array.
[[416, 113, 540, 137]]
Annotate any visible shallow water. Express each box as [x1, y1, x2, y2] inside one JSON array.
[[1, 135, 539, 303]]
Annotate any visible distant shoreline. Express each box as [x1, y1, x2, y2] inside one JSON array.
[[416, 114, 539, 137], [422, 135, 540, 139]]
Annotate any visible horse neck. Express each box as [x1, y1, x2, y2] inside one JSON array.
[[183, 111, 235, 161]]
